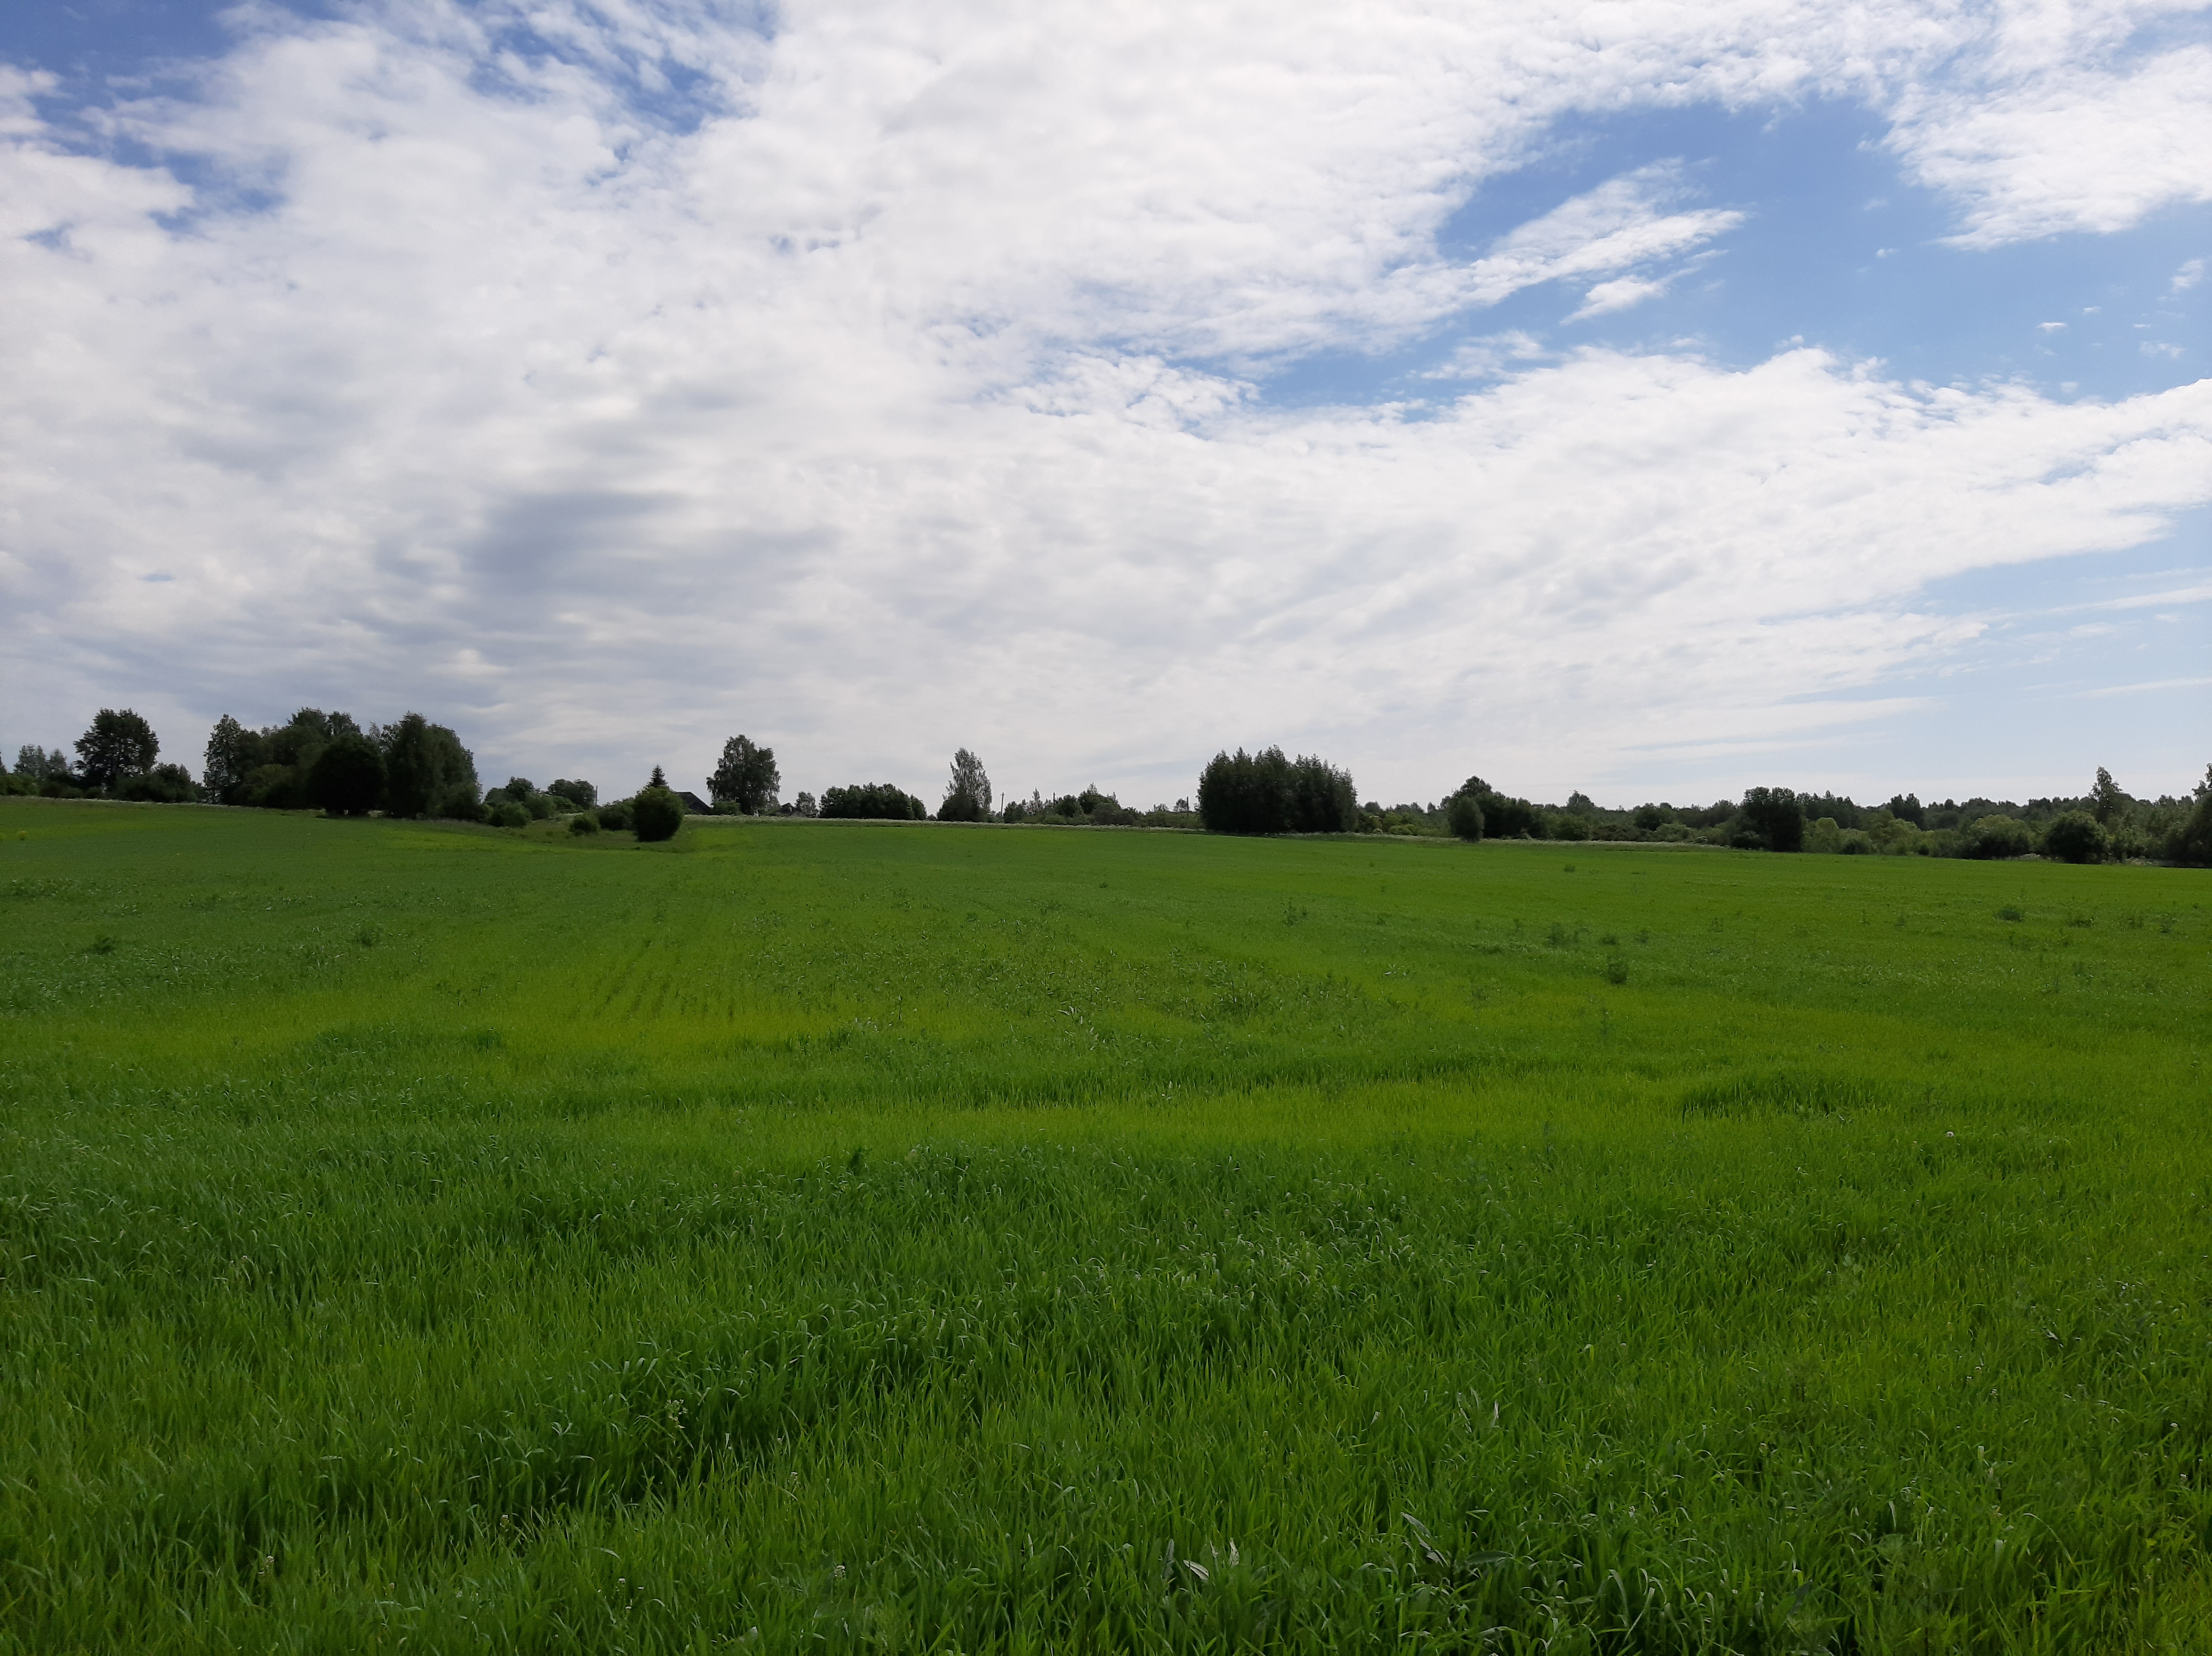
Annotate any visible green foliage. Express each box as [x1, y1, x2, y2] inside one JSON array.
[[821, 783, 929, 820], [308, 737, 386, 817], [381, 714, 479, 819], [1444, 790, 1483, 842], [631, 785, 683, 842], [595, 800, 633, 833], [200, 715, 260, 805], [2091, 766, 2129, 826], [489, 801, 531, 830], [568, 812, 600, 836], [1456, 776, 1541, 838], [1962, 815, 2034, 859], [0, 803, 2208, 1651], [709, 737, 780, 814], [2171, 769, 2212, 866], [73, 707, 159, 793], [939, 748, 992, 821], [117, 763, 199, 803], [1734, 786, 1805, 852], [2041, 811, 2107, 864], [1197, 747, 1356, 834], [547, 778, 597, 810]]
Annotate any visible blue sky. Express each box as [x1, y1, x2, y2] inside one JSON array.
[[2, 0, 2206, 808]]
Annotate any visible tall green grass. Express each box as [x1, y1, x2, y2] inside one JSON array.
[[2, 799, 2208, 1651]]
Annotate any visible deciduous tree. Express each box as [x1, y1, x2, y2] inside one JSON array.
[[74, 709, 159, 794]]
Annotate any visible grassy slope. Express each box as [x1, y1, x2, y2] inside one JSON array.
[[1, 798, 2208, 1652]]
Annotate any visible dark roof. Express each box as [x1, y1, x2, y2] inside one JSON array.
[[677, 791, 712, 814]]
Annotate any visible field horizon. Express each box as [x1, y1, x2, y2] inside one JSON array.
[[3, 797, 2208, 1652]]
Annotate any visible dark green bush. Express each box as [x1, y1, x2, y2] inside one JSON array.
[[2041, 811, 2107, 864], [1446, 792, 1485, 841], [568, 813, 600, 836], [490, 801, 530, 830], [117, 763, 198, 803], [1963, 815, 2034, 859], [632, 787, 683, 842], [308, 737, 386, 817], [597, 801, 633, 833]]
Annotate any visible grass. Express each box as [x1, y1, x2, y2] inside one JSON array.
[[1, 797, 2208, 1652]]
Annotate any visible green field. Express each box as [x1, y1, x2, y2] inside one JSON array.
[[2, 798, 2208, 1652]]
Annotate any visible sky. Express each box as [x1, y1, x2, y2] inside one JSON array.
[[2, 0, 2207, 811]]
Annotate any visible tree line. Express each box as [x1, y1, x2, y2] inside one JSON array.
[[9, 709, 2209, 866]]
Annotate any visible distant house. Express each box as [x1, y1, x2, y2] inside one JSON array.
[[676, 790, 713, 815]]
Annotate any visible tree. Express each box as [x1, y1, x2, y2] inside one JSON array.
[[1735, 787, 1805, 852], [1445, 789, 1485, 842], [820, 783, 927, 820], [709, 736, 780, 814], [308, 735, 386, 816], [379, 714, 479, 819], [1455, 775, 1540, 838], [1197, 747, 1355, 834], [202, 716, 266, 804], [2169, 766, 2212, 867], [632, 770, 683, 842], [2091, 767, 2128, 827], [939, 748, 992, 822], [15, 745, 73, 784], [2042, 811, 2106, 864], [548, 778, 597, 809], [74, 709, 159, 794]]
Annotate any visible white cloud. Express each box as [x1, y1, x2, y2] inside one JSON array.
[[1461, 166, 1741, 312], [1568, 274, 1673, 321], [2176, 258, 2207, 293], [2, 0, 2209, 804], [1890, 40, 2212, 247]]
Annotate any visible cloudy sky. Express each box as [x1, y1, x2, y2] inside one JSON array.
[[3, 0, 2207, 810]]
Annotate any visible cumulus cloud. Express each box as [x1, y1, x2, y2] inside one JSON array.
[[1, 0, 2208, 803]]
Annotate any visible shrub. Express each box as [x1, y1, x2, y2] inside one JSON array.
[[309, 737, 387, 817], [490, 801, 531, 830], [596, 801, 633, 832], [118, 763, 199, 804], [1445, 791, 1484, 842], [632, 786, 684, 842], [1962, 815, 2034, 859], [2041, 811, 2107, 864], [1549, 813, 1591, 843], [568, 813, 600, 836], [548, 778, 597, 810], [435, 785, 485, 823]]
